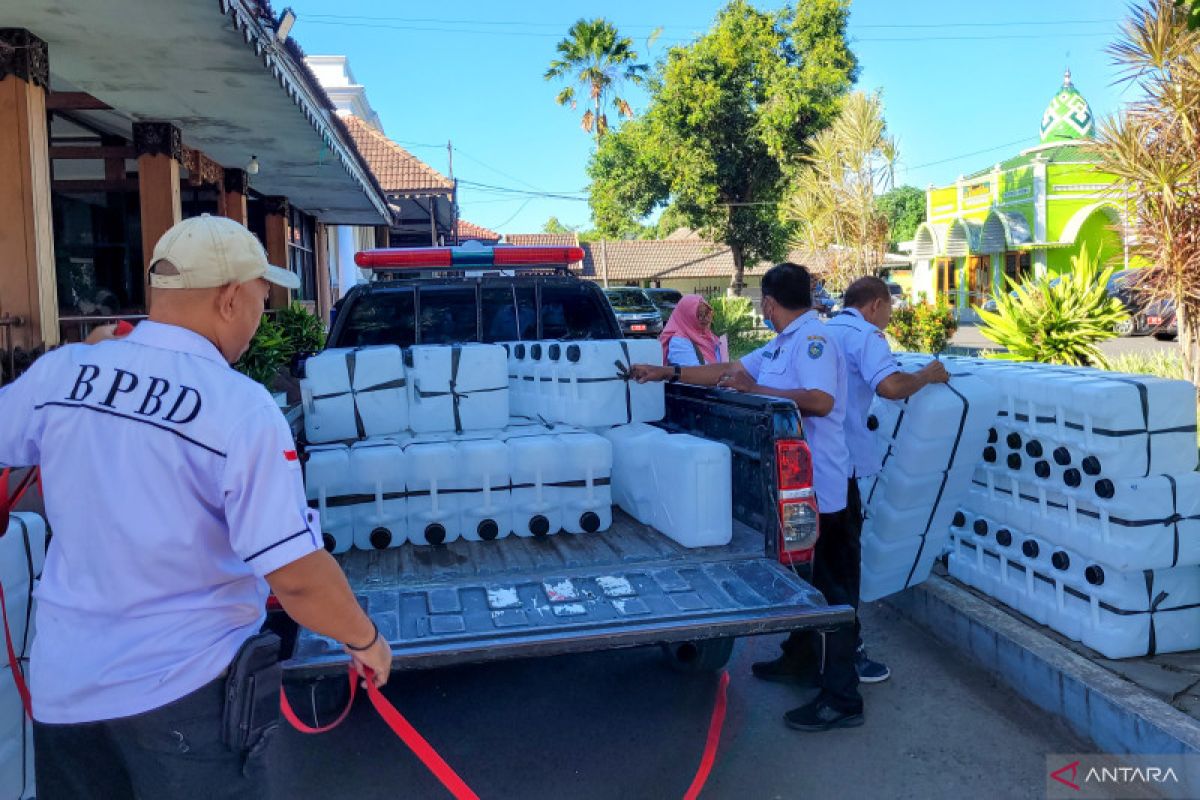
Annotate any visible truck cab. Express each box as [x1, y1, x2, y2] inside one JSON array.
[[280, 244, 850, 704]]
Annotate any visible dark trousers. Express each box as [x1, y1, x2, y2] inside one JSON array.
[[781, 479, 863, 713], [33, 674, 274, 800]]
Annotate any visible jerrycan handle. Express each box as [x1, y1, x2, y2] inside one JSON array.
[[300, 382, 315, 416]]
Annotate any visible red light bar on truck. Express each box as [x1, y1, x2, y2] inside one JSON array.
[[354, 245, 584, 270]]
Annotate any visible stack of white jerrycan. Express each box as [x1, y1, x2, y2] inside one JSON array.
[[937, 356, 1200, 659], [858, 360, 1000, 601], [0, 512, 46, 799], [299, 339, 730, 552]]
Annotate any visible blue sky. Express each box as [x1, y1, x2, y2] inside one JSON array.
[[287, 0, 1132, 235]]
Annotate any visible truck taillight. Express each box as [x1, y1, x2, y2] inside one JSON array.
[[266, 594, 282, 611], [776, 439, 819, 564]]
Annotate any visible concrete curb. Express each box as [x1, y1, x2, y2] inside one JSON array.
[[886, 574, 1200, 756]]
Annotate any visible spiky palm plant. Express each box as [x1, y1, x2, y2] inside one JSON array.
[[545, 19, 648, 147], [976, 244, 1129, 367], [1089, 0, 1200, 383]]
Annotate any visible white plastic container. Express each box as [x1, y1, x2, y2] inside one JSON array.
[[508, 433, 563, 537], [531, 340, 666, 428], [858, 373, 1001, 602], [303, 444, 356, 553], [301, 346, 408, 444], [556, 432, 613, 534], [408, 344, 510, 434], [0, 662, 31, 799], [966, 465, 1200, 571], [349, 440, 407, 550], [652, 433, 732, 547], [405, 440, 461, 545], [602, 423, 667, 522], [456, 438, 512, 542], [1, 513, 46, 660]]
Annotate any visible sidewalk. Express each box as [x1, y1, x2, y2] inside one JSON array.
[[887, 565, 1200, 761]]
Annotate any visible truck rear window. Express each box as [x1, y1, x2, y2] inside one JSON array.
[[335, 281, 615, 347]]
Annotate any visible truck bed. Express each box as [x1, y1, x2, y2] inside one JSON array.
[[285, 511, 844, 678]]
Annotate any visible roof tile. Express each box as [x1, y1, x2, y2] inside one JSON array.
[[341, 115, 453, 194]]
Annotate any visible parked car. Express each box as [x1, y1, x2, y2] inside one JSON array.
[[887, 282, 907, 309], [644, 288, 684, 323], [603, 287, 665, 337], [279, 243, 849, 711], [1143, 297, 1178, 341], [1107, 270, 1178, 339], [813, 284, 838, 316]]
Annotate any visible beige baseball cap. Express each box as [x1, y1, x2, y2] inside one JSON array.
[[149, 214, 301, 290]]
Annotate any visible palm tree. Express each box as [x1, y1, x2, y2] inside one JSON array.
[[545, 18, 649, 147], [1089, 0, 1200, 383]]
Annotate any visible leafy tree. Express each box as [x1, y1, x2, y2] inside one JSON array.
[[542, 216, 578, 234], [1092, 0, 1200, 382], [545, 19, 649, 147], [976, 244, 1128, 367], [887, 299, 957, 354], [588, 0, 858, 294], [877, 185, 926, 251], [785, 91, 895, 291], [1176, 0, 1200, 28]]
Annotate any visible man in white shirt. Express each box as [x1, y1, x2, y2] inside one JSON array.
[[823, 276, 948, 683], [630, 263, 863, 732], [0, 215, 391, 799]]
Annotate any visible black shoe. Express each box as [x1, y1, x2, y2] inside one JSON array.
[[855, 646, 891, 684], [751, 656, 818, 686], [784, 699, 865, 732]]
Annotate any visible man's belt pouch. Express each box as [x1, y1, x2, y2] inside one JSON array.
[[221, 632, 282, 750]]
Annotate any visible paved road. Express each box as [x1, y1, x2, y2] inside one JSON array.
[[953, 323, 1177, 359], [274, 602, 1092, 800]]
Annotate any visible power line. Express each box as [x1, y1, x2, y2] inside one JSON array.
[[905, 137, 1038, 171], [485, 198, 537, 230]]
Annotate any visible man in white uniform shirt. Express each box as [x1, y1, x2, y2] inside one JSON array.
[[0, 215, 391, 798], [630, 263, 863, 732], [821, 276, 948, 682]]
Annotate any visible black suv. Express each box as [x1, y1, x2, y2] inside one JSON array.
[[603, 287, 665, 338]]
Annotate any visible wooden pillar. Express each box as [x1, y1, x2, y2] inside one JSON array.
[[263, 196, 290, 309], [314, 223, 332, 324], [222, 168, 248, 225], [0, 29, 58, 349], [133, 122, 182, 276]]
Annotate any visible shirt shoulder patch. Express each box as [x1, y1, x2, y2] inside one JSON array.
[[807, 340, 825, 359]]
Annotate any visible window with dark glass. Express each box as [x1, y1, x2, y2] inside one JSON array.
[[481, 286, 517, 342], [418, 286, 478, 343], [337, 289, 416, 347], [288, 207, 317, 302], [541, 284, 613, 340], [1004, 251, 1032, 284]]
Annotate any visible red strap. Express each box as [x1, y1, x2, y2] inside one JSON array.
[[0, 583, 31, 718], [280, 667, 480, 800], [683, 670, 730, 800], [279, 666, 358, 734], [0, 469, 38, 522]]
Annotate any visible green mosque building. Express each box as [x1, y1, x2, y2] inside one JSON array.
[[910, 70, 1129, 309]]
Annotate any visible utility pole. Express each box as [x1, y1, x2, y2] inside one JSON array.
[[448, 139, 459, 245]]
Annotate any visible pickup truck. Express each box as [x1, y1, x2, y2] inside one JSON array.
[[277, 244, 852, 713]]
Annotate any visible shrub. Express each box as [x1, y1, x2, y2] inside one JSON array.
[[729, 330, 774, 360], [276, 302, 326, 357], [706, 295, 756, 339], [976, 244, 1127, 367], [887, 298, 958, 353], [1105, 350, 1190, 381], [235, 317, 290, 388]]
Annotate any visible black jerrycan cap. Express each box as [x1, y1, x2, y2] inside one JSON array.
[[983, 446, 997, 463], [987, 428, 998, 444], [1021, 540, 1039, 559], [529, 515, 551, 537], [996, 529, 1013, 547], [1053, 446, 1072, 466], [1051, 551, 1070, 571], [1063, 468, 1082, 488], [1082, 456, 1102, 476], [1006, 432, 1022, 450], [477, 519, 499, 541], [530, 343, 542, 360], [1007, 453, 1022, 470], [322, 533, 337, 552], [972, 518, 988, 537], [580, 511, 602, 533], [1095, 479, 1115, 500], [548, 344, 561, 360], [866, 414, 879, 432], [424, 523, 447, 546], [566, 344, 581, 363], [369, 527, 393, 550], [952, 511, 966, 528], [1035, 461, 1052, 479], [1025, 440, 1044, 458], [1085, 565, 1105, 586], [514, 343, 526, 359]]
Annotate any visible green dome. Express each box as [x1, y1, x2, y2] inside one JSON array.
[[1040, 69, 1095, 143]]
